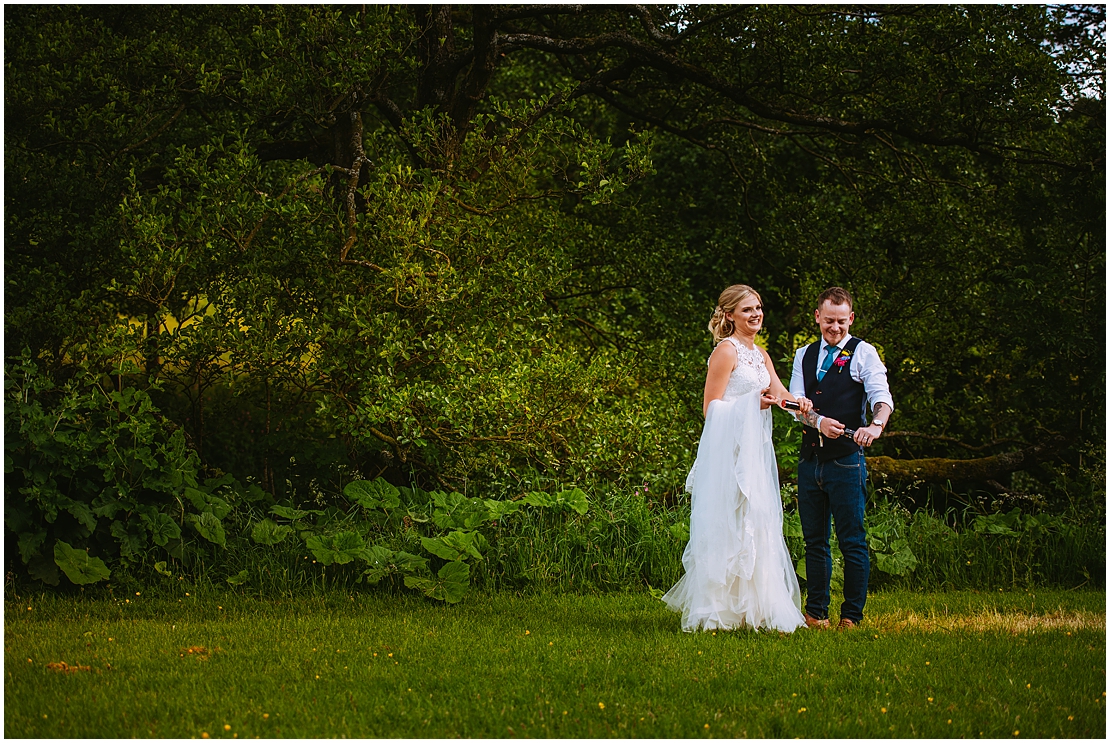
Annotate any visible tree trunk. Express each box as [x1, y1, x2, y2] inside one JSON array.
[[866, 436, 1066, 485]]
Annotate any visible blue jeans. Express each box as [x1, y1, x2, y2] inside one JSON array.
[[798, 450, 870, 623]]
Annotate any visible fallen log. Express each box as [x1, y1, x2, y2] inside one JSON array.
[[866, 434, 1067, 484]]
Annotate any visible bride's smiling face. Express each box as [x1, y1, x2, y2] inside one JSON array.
[[728, 297, 763, 336]]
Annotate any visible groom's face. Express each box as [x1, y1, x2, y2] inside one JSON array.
[[815, 301, 854, 347]]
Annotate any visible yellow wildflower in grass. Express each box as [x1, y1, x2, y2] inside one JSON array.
[[798, 708, 806, 713], [1026, 683, 1030, 688], [224, 724, 231, 731], [704, 723, 709, 729], [1068, 716, 1074, 721], [201, 734, 209, 739], [881, 708, 887, 713], [263, 714, 269, 719], [525, 630, 530, 635], [927, 698, 933, 702], [598, 702, 605, 710]]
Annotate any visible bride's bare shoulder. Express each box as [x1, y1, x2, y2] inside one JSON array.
[[708, 339, 738, 367]]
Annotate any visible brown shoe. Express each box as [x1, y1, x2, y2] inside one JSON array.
[[805, 614, 831, 630], [837, 618, 859, 630]]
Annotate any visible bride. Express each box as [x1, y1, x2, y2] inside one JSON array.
[[662, 284, 812, 633]]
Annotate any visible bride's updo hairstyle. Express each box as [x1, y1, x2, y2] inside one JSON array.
[[708, 284, 761, 344]]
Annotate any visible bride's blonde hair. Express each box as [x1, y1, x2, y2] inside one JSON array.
[[708, 284, 762, 343]]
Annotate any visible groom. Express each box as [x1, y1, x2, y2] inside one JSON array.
[[788, 287, 893, 630]]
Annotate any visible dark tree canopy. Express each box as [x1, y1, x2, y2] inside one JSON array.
[[5, 5, 1104, 576]]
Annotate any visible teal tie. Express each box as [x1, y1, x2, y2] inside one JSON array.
[[817, 345, 839, 382]]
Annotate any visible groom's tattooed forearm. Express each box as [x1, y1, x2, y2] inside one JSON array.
[[799, 409, 821, 429], [872, 403, 892, 425]]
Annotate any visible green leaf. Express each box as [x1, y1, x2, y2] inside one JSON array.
[[343, 478, 400, 510], [251, 518, 293, 545], [404, 560, 471, 603], [421, 535, 461, 561], [393, 550, 429, 574], [306, 531, 366, 565], [557, 488, 589, 515], [522, 491, 555, 508], [421, 530, 482, 561], [972, 509, 1023, 537], [484, 499, 520, 521], [183, 487, 231, 518], [110, 520, 146, 560], [359, 545, 396, 584], [188, 511, 227, 547], [64, 501, 98, 533], [226, 569, 250, 586], [205, 495, 232, 520], [17, 529, 47, 563], [145, 512, 182, 547], [183, 486, 209, 512], [669, 521, 689, 542], [28, 551, 60, 585], [874, 539, 919, 576], [154, 561, 173, 577], [53, 540, 111, 585], [270, 504, 324, 521]]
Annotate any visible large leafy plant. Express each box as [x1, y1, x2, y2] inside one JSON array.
[[239, 477, 591, 603], [4, 353, 253, 585]]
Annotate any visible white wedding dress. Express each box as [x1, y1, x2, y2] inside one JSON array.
[[662, 337, 807, 633]]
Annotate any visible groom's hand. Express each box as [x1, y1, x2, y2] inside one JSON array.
[[819, 417, 845, 438], [853, 424, 882, 447]]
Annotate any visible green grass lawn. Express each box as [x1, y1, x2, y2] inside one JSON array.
[[5, 587, 1104, 738]]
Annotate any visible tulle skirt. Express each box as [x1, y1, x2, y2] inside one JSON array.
[[662, 391, 806, 633]]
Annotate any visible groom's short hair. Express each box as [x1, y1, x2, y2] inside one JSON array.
[[816, 286, 853, 310]]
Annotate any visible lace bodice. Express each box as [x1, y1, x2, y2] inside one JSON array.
[[719, 337, 770, 400]]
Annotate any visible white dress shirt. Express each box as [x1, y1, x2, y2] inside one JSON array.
[[788, 334, 894, 423]]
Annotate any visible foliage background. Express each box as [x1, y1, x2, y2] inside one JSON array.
[[4, 5, 1104, 595]]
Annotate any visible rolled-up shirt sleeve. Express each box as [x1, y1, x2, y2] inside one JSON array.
[[853, 342, 894, 415], [788, 346, 807, 400]]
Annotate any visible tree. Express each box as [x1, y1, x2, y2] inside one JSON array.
[[5, 4, 1103, 521]]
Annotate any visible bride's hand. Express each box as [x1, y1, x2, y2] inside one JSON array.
[[759, 389, 777, 410]]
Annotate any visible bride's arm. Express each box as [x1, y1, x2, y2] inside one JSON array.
[[758, 347, 812, 412], [702, 343, 736, 416]]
